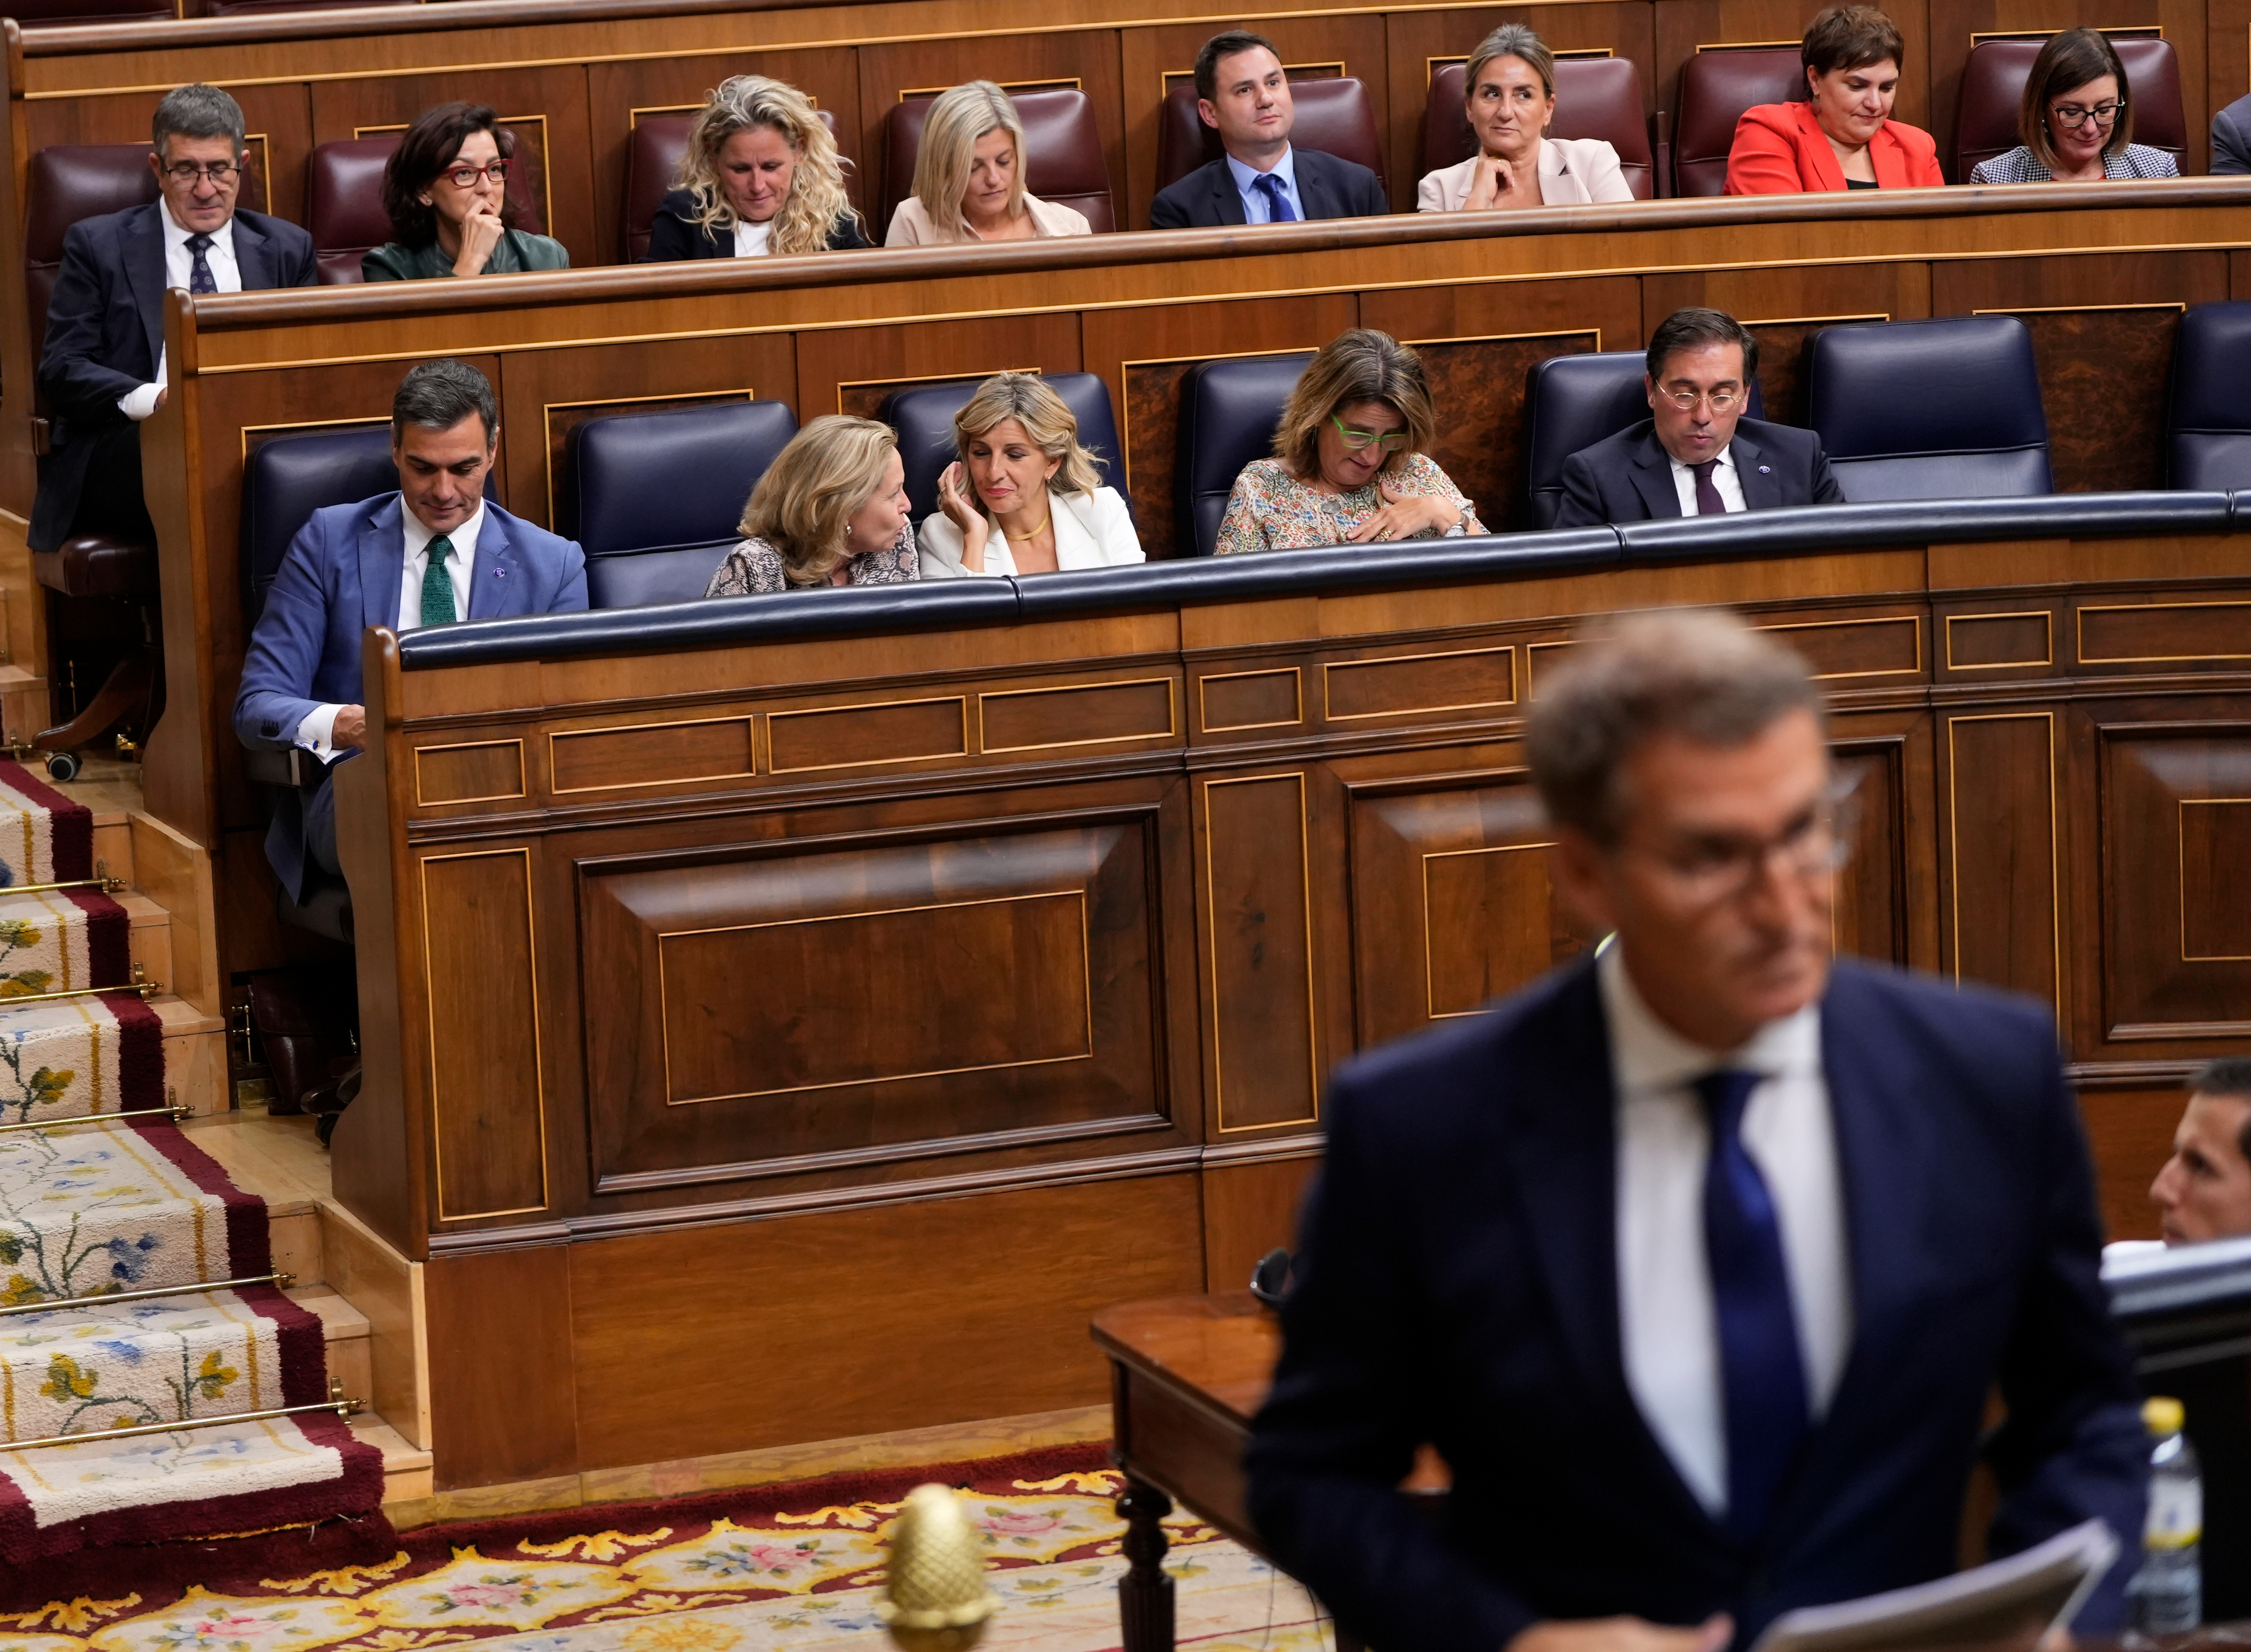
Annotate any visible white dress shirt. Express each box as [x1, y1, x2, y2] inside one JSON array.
[[731, 219, 773, 257], [1603, 942, 1853, 1518], [118, 210, 241, 422], [1226, 146, 1304, 223], [295, 503, 483, 759], [1668, 443, 1747, 516]]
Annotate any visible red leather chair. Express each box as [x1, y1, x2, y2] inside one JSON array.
[[1954, 35, 2184, 181], [880, 88, 1113, 236], [622, 107, 845, 262], [305, 129, 546, 284], [1421, 56, 1658, 199], [1154, 74, 1383, 196], [1672, 45, 1805, 196]]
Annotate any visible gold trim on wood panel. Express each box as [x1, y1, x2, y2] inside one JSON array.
[[1204, 771, 1320, 1135], [1694, 38, 1802, 51], [1322, 645, 1517, 720], [546, 714, 757, 794], [1118, 345, 1316, 493], [1944, 610, 2054, 670], [900, 77, 1082, 99], [419, 846, 550, 1223], [1743, 311, 1891, 326], [1972, 301, 2186, 316], [1944, 711, 2061, 1012], [1755, 613, 1924, 678], [975, 677, 1180, 754], [1421, 840, 1554, 1020], [766, 695, 971, 772], [1526, 640, 1577, 697], [655, 891, 1095, 1103], [1401, 326, 1602, 351], [832, 365, 1036, 417], [2078, 600, 2251, 663], [541, 385, 756, 520], [1970, 24, 2161, 44], [1198, 667, 1304, 732], [412, 737, 526, 806], [629, 95, 817, 125], [2178, 798, 2251, 961]]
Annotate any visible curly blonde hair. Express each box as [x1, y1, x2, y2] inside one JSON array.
[[675, 76, 858, 258], [1271, 330, 1436, 482], [912, 82, 1026, 240], [953, 373, 1105, 496], [737, 415, 898, 586]]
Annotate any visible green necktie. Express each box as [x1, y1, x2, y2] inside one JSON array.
[[420, 534, 456, 627]]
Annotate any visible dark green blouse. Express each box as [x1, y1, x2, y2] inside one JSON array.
[[361, 228, 571, 282]]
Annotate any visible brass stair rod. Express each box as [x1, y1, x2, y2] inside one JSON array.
[[0, 875, 124, 896], [5, 1386, 362, 1453], [0, 1269, 296, 1317], [0, 1103, 190, 1136], [0, 964, 162, 1007]]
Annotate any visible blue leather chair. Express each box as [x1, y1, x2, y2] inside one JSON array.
[[1175, 352, 1314, 558], [561, 399, 799, 608], [1807, 317, 2051, 502], [2168, 301, 2251, 491], [1522, 350, 1764, 529], [878, 373, 1128, 527]]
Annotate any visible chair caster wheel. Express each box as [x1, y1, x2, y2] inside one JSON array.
[[44, 752, 80, 783]]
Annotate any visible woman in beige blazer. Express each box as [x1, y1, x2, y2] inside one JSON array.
[[885, 81, 1094, 246], [919, 373, 1143, 576], [1416, 25, 1635, 211]]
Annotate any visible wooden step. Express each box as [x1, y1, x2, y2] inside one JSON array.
[[287, 1284, 373, 1418], [155, 995, 228, 1117], [180, 1112, 329, 1286], [354, 1414, 434, 1504], [120, 891, 171, 997]]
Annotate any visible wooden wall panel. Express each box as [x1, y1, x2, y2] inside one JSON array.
[[426, 1244, 577, 1490], [1202, 1151, 1320, 1294], [25, 84, 309, 226], [2077, 1083, 2181, 1241], [568, 1171, 1205, 1468], [1645, 263, 1930, 424], [1201, 772, 1320, 1136], [1946, 710, 2060, 1011], [796, 313, 1083, 423], [420, 846, 549, 1223]]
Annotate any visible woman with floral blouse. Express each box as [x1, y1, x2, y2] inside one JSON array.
[[1215, 330, 1483, 556], [704, 415, 917, 597]]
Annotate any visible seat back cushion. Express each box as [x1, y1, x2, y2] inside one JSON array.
[[1155, 75, 1384, 194], [1954, 35, 2183, 182], [878, 371, 1127, 525], [882, 88, 1113, 235], [1808, 316, 2052, 501], [1673, 47, 1805, 196], [1422, 57, 1653, 199], [240, 425, 401, 621], [2168, 299, 2251, 488], [622, 107, 846, 261], [1176, 351, 1313, 557]]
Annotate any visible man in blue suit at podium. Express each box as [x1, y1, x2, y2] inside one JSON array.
[[1246, 609, 2146, 1652], [234, 359, 585, 900]]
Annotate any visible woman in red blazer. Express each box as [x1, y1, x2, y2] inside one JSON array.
[[1725, 4, 1945, 193]]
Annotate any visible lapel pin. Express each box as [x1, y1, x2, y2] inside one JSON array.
[[1758, 465, 1772, 474]]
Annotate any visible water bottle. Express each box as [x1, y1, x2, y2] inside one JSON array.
[[2128, 1395, 2201, 1635]]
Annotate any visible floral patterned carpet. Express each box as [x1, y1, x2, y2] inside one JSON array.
[[0, 1447, 1333, 1652]]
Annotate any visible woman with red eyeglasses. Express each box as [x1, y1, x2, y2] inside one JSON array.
[[363, 103, 571, 281]]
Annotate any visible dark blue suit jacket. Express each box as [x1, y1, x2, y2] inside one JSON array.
[[1554, 417, 1845, 529], [1148, 145, 1389, 229], [233, 493, 588, 894], [33, 202, 316, 549], [1245, 957, 2147, 1652]]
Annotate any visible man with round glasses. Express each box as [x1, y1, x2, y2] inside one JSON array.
[[32, 83, 315, 556], [1553, 308, 1845, 527]]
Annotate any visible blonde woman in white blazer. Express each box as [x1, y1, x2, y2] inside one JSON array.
[[1416, 24, 1636, 211], [919, 373, 1144, 577]]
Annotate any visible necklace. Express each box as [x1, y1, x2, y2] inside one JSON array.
[[1004, 511, 1052, 543]]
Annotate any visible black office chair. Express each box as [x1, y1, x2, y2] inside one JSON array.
[[877, 373, 1128, 525], [1807, 318, 2052, 502], [1175, 353, 1314, 558], [1521, 351, 1764, 528], [562, 400, 800, 607], [2167, 301, 2251, 490]]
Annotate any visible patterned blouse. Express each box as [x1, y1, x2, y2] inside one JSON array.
[[1968, 143, 2178, 183], [1213, 454, 1483, 556], [703, 524, 919, 597]]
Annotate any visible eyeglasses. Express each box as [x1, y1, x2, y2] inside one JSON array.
[[442, 160, 510, 188], [1657, 385, 1745, 413], [162, 161, 242, 185], [2050, 99, 2123, 130], [1624, 778, 1860, 907], [1328, 413, 1410, 452]]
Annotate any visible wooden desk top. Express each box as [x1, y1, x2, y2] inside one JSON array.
[[1090, 1291, 1278, 1428]]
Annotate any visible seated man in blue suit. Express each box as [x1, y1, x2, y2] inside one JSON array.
[[234, 359, 587, 900], [1247, 609, 2146, 1652], [33, 83, 317, 553], [1555, 309, 1846, 527], [1148, 31, 1389, 229]]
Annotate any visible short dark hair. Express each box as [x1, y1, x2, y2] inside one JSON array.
[[1800, 5, 1906, 81], [381, 102, 516, 250], [152, 83, 247, 158], [1195, 30, 1281, 104], [393, 360, 498, 446], [2022, 28, 2135, 170], [1646, 307, 1759, 385], [2191, 1058, 2251, 1165]]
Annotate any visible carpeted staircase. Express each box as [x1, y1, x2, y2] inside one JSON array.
[[0, 763, 384, 1565]]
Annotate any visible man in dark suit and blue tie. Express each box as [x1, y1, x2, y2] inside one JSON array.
[[234, 360, 587, 901], [32, 83, 317, 553], [1554, 310, 1847, 528], [1147, 31, 1390, 230], [1246, 609, 2146, 1652]]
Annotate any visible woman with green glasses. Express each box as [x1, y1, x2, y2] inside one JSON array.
[[1214, 330, 1482, 556]]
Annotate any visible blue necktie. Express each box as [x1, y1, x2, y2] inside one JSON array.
[[1252, 172, 1298, 223], [185, 233, 217, 296], [1694, 1068, 1809, 1542]]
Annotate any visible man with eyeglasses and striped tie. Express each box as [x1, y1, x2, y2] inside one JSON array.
[[234, 360, 585, 907], [1554, 308, 1846, 529], [31, 84, 317, 558]]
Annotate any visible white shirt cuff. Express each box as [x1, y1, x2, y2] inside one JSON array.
[[295, 704, 346, 763], [116, 382, 162, 422]]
